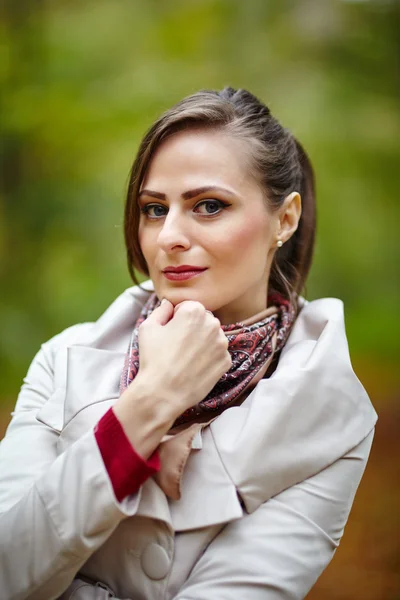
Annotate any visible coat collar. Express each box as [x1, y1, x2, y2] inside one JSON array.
[[51, 282, 377, 531], [209, 297, 377, 513]]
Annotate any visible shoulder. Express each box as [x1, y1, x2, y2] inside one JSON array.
[[279, 295, 371, 409], [283, 295, 349, 359], [15, 281, 154, 415], [41, 280, 155, 356], [296, 294, 345, 325]]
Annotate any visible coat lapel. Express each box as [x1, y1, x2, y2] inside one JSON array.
[[50, 285, 153, 451], [64, 346, 124, 426]]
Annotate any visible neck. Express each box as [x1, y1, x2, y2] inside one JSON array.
[[213, 283, 269, 325]]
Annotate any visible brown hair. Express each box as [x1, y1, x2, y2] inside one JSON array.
[[124, 87, 316, 308]]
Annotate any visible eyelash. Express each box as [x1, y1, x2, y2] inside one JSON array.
[[139, 199, 231, 219]]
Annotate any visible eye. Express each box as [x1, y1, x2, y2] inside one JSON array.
[[194, 199, 229, 215], [140, 204, 168, 218]]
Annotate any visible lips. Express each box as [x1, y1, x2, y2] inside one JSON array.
[[162, 265, 208, 282], [163, 265, 207, 273]]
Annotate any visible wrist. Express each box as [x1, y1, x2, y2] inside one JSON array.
[[113, 375, 177, 459]]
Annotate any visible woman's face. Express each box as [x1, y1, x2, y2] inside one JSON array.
[[138, 128, 280, 324]]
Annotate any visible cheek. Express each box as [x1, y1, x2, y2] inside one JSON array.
[[213, 218, 269, 261], [138, 226, 155, 261]]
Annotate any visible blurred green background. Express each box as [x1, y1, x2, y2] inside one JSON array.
[[1, 1, 399, 598]]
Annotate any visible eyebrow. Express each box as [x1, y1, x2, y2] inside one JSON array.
[[138, 186, 238, 202]]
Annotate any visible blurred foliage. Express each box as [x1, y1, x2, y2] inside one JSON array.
[[1, 3, 399, 598], [1, 0, 399, 400]]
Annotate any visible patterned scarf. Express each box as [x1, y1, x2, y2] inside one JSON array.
[[120, 293, 296, 427]]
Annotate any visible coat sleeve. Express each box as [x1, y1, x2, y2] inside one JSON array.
[[0, 328, 141, 600], [173, 430, 374, 600]]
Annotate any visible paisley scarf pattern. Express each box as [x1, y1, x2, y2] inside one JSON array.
[[120, 293, 296, 427]]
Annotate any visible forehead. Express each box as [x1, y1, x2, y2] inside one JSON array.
[[142, 128, 257, 193]]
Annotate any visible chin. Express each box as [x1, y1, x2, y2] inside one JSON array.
[[159, 285, 210, 308]]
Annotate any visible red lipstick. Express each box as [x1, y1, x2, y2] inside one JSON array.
[[162, 265, 207, 281]]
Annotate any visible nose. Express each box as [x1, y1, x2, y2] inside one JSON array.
[[157, 209, 191, 253]]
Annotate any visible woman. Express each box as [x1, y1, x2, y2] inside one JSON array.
[[0, 88, 377, 600]]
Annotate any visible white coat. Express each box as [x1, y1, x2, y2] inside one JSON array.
[[0, 281, 377, 600]]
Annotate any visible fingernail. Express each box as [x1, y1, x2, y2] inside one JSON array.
[[161, 298, 168, 305]]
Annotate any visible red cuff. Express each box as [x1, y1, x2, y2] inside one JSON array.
[[94, 407, 160, 502]]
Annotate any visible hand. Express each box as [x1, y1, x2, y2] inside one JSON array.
[[136, 299, 231, 414], [113, 299, 231, 458]]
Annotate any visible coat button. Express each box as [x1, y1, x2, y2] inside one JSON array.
[[141, 543, 171, 580]]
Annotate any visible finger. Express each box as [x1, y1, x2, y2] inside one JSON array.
[[173, 300, 205, 316], [146, 298, 174, 326], [204, 310, 220, 325], [221, 334, 229, 350]]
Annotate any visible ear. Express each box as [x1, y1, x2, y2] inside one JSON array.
[[276, 192, 302, 243]]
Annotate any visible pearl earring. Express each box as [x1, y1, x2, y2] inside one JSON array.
[[277, 240, 283, 248]]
